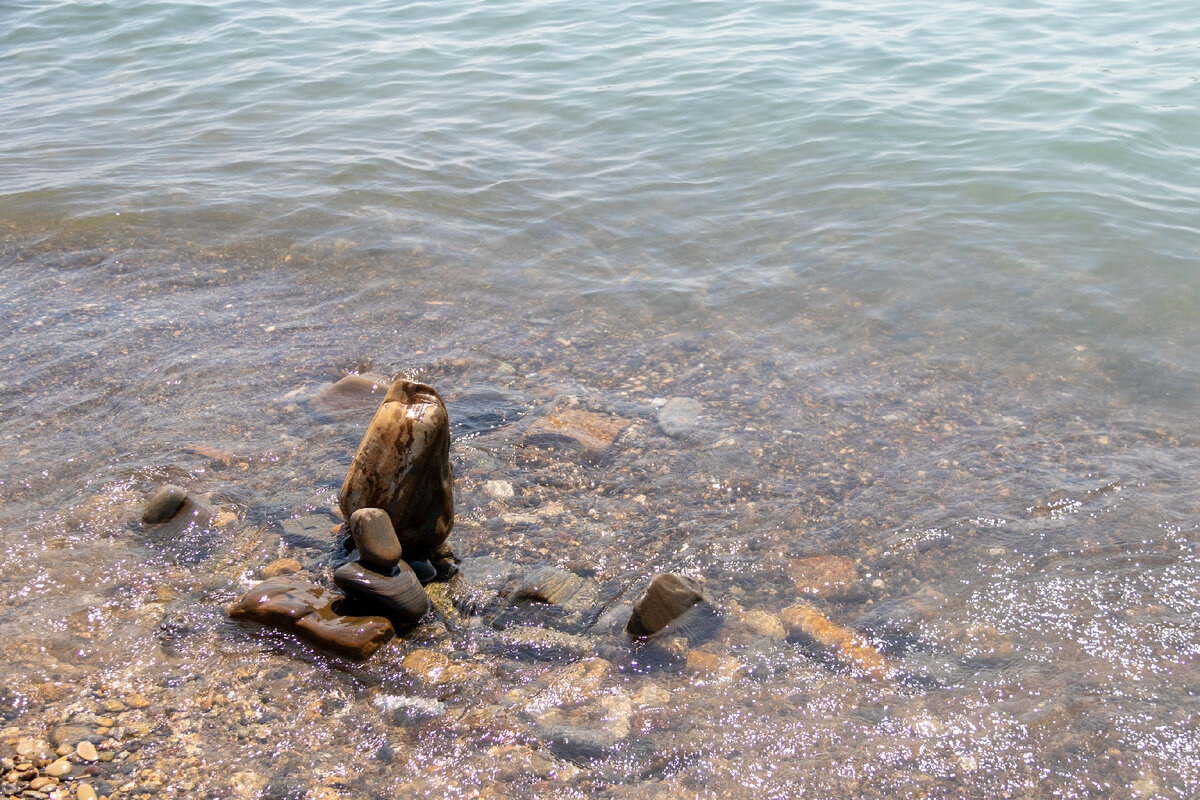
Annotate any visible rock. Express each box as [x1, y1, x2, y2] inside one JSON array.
[[339, 380, 454, 560], [309, 373, 393, 425], [741, 609, 787, 639], [227, 576, 341, 629], [401, 649, 471, 688], [406, 558, 436, 584], [141, 484, 188, 523], [279, 515, 336, 549], [293, 604, 394, 660], [781, 603, 893, 680], [685, 649, 743, 680], [77, 784, 98, 800], [260, 558, 303, 578], [482, 480, 514, 500], [227, 575, 395, 659], [626, 573, 705, 638], [511, 566, 585, 606], [523, 407, 627, 461], [656, 396, 703, 439], [348, 508, 403, 571], [788, 556, 866, 602], [76, 741, 98, 761], [332, 561, 430, 625], [43, 758, 71, 777]]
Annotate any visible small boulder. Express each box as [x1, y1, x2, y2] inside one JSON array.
[[626, 573, 705, 638], [348, 507, 403, 571]]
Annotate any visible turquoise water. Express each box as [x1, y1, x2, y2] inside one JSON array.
[[2, 1, 1198, 797]]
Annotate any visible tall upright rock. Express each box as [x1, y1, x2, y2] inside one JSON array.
[[339, 380, 454, 559]]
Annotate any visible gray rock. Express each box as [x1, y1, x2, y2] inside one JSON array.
[[348, 508, 402, 571], [627, 573, 705, 638], [657, 397, 703, 439]]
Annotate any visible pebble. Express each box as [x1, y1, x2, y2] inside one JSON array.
[[77, 784, 98, 800], [76, 741, 98, 761], [30, 776, 56, 790], [482, 480, 514, 500], [43, 758, 71, 777]]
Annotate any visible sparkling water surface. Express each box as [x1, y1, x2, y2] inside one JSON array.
[[1, 1, 1198, 798]]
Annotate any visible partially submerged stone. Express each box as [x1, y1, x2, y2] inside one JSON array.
[[339, 380, 454, 559], [142, 484, 188, 523], [788, 555, 865, 602], [332, 560, 430, 625], [626, 573, 705, 638], [523, 407, 627, 461], [512, 566, 586, 606], [781, 603, 893, 680], [227, 575, 396, 659], [311, 372, 392, 415], [348, 507, 403, 571], [294, 603, 394, 660]]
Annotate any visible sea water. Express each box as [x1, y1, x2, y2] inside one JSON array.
[[1, 1, 1198, 797]]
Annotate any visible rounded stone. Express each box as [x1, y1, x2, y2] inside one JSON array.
[[43, 758, 71, 777], [333, 560, 430, 625], [76, 741, 98, 761], [627, 573, 705, 638], [349, 508, 403, 571], [77, 784, 99, 800], [260, 558, 303, 578], [142, 484, 188, 523]]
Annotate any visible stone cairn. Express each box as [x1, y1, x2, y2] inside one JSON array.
[[224, 379, 455, 659]]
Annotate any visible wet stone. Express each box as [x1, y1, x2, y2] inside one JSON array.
[[310, 372, 392, 417], [260, 558, 303, 578], [333, 560, 430, 625], [789, 556, 866, 602], [512, 566, 585, 606], [76, 741, 98, 761], [348, 507, 403, 571], [141, 484, 188, 523], [407, 558, 437, 584], [226, 576, 341, 630], [339, 380, 454, 560], [656, 396, 704, 440], [523, 407, 628, 461], [627, 573, 705, 638], [294, 604, 394, 660]]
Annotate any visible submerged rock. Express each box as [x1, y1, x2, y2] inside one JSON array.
[[656, 396, 703, 440], [348, 507, 403, 571], [310, 372, 392, 416], [523, 407, 628, 461], [512, 566, 586, 606], [332, 560, 430, 625], [339, 380, 454, 560], [626, 573, 705, 638], [781, 603, 893, 680], [142, 484, 188, 523], [788, 555, 866, 602]]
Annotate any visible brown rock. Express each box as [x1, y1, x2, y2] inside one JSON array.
[[261, 558, 303, 578], [626, 574, 705, 638], [338, 380, 454, 559], [294, 604, 394, 660], [781, 603, 892, 680], [523, 408, 627, 461], [348, 507, 403, 570], [788, 555, 865, 602], [226, 577, 340, 629], [332, 560, 430, 625]]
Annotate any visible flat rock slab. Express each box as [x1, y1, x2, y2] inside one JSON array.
[[227, 576, 395, 659], [523, 408, 628, 461], [788, 556, 865, 602]]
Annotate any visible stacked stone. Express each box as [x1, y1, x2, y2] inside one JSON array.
[[333, 508, 430, 624]]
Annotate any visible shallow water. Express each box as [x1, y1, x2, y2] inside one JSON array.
[[2, 0, 1199, 798]]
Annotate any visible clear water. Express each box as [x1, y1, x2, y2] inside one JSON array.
[[1, 0, 1198, 797]]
